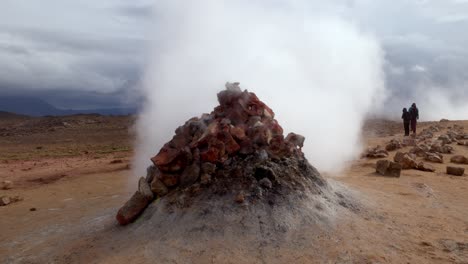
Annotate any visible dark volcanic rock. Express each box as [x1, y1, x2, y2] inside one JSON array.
[[446, 166, 465, 176]]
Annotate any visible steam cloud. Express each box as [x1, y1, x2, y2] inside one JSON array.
[[133, 1, 386, 177]]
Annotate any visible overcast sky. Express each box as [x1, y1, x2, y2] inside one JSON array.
[[0, 0, 467, 111]]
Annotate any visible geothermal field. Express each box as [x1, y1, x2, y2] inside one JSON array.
[[1, 84, 467, 263]]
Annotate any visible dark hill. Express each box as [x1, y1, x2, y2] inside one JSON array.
[[0, 96, 137, 116]]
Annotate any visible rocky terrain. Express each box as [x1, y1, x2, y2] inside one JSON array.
[[0, 102, 467, 263]]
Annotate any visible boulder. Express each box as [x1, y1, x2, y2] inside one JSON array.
[[441, 145, 454, 154], [458, 141, 468, 146], [1, 180, 13, 190], [440, 119, 449, 122], [138, 177, 154, 201], [179, 163, 201, 187], [416, 162, 435, 172], [393, 151, 405, 163], [285, 133, 305, 150], [446, 166, 465, 176], [376, 160, 401, 177], [116, 191, 151, 225], [450, 155, 468, 164], [150, 178, 169, 197], [425, 152, 444, 163]]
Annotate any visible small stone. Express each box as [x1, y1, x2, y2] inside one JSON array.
[[446, 166, 465, 176], [200, 173, 212, 185], [1, 180, 13, 190], [256, 149, 269, 161], [425, 152, 443, 163], [138, 177, 154, 201], [116, 191, 151, 225], [235, 192, 245, 203], [179, 163, 201, 187], [416, 162, 435, 172], [385, 139, 401, 151], [450, 155, 468, 164], [150, 178, 169, 197], [0, 196, 11, 206], [259, 178, 273, 189], [29, 207, 37, 211]]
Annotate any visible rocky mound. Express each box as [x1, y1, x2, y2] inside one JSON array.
[[116, 83, 354, 247]]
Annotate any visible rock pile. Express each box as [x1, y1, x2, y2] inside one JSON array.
[[116, 83, 326, 225]]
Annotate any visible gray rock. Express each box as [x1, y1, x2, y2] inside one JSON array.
[[150, 178, 169, 197], [138, 177, 154, 201], [180, 163, 201, 187]]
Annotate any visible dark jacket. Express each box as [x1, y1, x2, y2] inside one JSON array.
[[409, 106, 419, 120], [402, 111, 411, 123]]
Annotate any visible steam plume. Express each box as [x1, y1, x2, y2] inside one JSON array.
[[133, 1, 386, 177]]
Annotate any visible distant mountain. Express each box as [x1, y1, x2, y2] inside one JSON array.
[[0, 96, 137, 116]]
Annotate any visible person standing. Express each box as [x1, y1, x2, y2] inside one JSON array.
[[401, 108, 410, 136], [409, 103, 419, 134]]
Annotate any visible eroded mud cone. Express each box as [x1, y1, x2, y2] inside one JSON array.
[[116, 82, 329, 225]]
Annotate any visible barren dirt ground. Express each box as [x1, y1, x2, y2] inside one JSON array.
[[1, 114, 467, 263]]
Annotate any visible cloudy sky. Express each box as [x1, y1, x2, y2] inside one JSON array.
[[0, 0, 467, 113]]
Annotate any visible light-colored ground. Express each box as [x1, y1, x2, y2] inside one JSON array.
[[1, 116, 467, 263]]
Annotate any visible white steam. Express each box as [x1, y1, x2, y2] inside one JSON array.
[[133, 1, 386, 176]]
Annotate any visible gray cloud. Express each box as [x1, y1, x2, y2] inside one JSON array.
[[0, 0, 467, 118]]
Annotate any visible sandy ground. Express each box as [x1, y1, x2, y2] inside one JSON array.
[[1, 116, 467, 263]]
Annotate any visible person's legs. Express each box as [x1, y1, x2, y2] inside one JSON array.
[[404, 122, 410, 136], [411, 119, 417, 134]]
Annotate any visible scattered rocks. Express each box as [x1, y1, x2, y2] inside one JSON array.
[[1, 180, 13, 190], [116, 191, 151, 225], [385, 139, 402, 151], [450, 155, 468, 164], [446, 166, 465, 176], [364, 146, 389, 158], [438, 135, 452, 145], [402, 137, 416, 147], [376, 160, 402, 177]]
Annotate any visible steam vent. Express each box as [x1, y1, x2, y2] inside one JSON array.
[[116, 83, 351, 232]]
